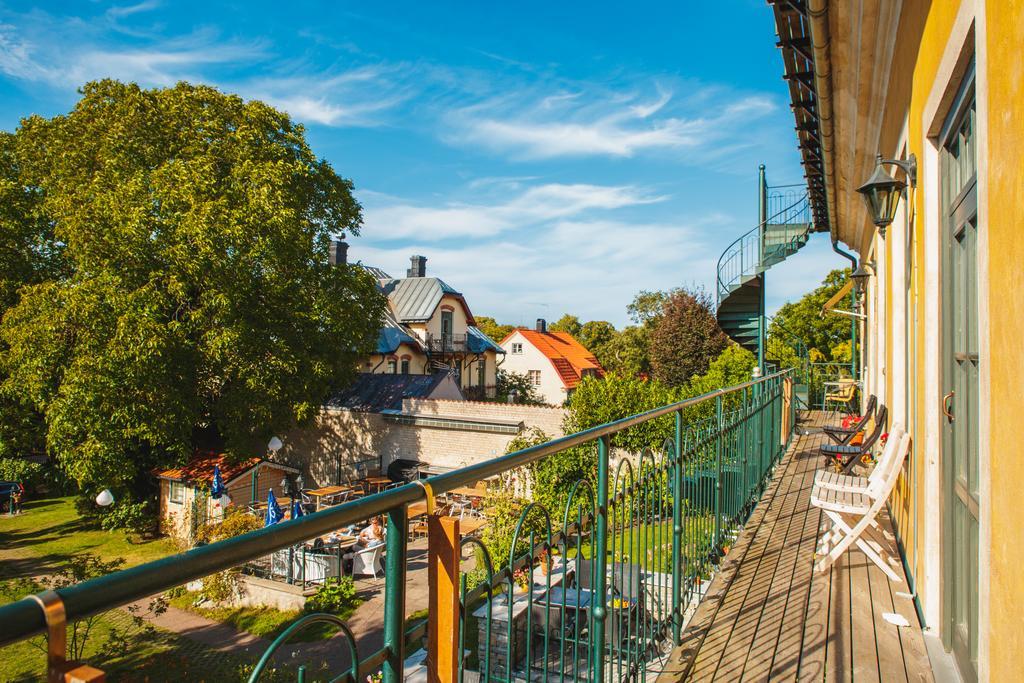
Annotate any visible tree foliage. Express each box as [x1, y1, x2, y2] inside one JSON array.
[[768, 268, 853, 362], [495, 369, 547, 405], [474, 316, 514, 344], [549, 314, 582, 338], [649, 287, 728, 387], [0, 80, 386, 490]]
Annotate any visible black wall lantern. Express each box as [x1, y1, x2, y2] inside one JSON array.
[[856, 153, 917, 237]]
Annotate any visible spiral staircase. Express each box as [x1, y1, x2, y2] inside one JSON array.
[[716, 173, 823, 405]]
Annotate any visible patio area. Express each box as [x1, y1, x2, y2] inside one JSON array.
[[659, 411, 934, 682]]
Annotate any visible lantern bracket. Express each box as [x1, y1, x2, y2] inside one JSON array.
[[879, 154, 917, 187]]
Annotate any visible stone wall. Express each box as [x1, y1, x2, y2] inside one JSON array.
[[280, 399, 567, 487]]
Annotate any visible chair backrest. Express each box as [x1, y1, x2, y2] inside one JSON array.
[[611, 562, 643, 601], [860, 395, 877, 420], [859, 406, 888, 451], [865, 423, 904, 489], [867, 432, 912, 500]]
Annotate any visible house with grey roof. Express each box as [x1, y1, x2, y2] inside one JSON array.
[[330, 241, 504, 399]]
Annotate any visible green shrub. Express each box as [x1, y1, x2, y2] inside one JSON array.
[[0, 458, 43, 490], [99, 499, 156, 538], [305, 576, 358, 614]]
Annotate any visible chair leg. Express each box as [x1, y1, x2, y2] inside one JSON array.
[[815, 510, 902, 582]]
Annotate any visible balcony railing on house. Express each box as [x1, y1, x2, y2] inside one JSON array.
[[426, 333, 468, 354], [0, 371, 795, 682]]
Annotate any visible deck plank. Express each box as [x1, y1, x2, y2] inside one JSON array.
[[769, 432, 821, 681], [740, 432, 812, 681]]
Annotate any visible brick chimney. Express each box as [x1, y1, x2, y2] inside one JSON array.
[[329, 239, 348, 266], [536, 318, 547, 333], [407, 255, 427, 278]]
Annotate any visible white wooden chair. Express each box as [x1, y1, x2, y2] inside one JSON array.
[[811, 431, 911, 582]]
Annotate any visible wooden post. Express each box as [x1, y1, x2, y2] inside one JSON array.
[[782, 377, 793, 443], [427, 516, 460, 683]]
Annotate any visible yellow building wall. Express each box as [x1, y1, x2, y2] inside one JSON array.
[[870, 0, 1024, 676], [982, 1, 1024, 676]]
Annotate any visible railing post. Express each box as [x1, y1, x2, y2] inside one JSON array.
[[383, 506, 409, 683], [740, 387, 748, 511], [714, 394, 723, 551], [672, 410, 683, 645], [592, 435, 611, 682], [427, 515, 460, 683]]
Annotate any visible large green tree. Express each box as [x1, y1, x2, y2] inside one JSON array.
[[768, 268, 853, 362], [648, 287, 728, 387], [0, 132, 63, 460], [549, 314, 582, 338], [0, 80, 386, 489]]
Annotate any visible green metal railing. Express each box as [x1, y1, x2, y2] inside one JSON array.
[[0, 371, 795, 681]]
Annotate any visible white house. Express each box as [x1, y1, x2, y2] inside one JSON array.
[[499, 320, 605, 406]]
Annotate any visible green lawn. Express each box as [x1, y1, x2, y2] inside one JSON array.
[[168, 592, 360, 643], [0, 496, 178, 587]]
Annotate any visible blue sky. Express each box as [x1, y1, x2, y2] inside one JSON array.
[[0, 0, 842, 327]]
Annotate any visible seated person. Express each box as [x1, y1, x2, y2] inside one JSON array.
[[357, 516, 385, 548]]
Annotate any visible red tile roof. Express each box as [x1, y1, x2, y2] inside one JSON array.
[[154, 452, 294, 486], [503, 329, 605, 389]]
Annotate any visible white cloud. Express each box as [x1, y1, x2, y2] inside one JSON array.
[[361, 182, 667, 240], [354, 216, 722, 326], [0, 22, 264, 89], [445, 85, 776, 160]]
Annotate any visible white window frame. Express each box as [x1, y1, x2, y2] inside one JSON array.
[[169, 480, 185, 505], [511, 343, 523, 354], [528, 370, 542, 386]]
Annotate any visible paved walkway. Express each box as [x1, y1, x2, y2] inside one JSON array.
[[133, 538, 433, 673]]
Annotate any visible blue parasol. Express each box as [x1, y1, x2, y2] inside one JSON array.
[[264, 489, 284, 526], [210, 465, 226, 499]]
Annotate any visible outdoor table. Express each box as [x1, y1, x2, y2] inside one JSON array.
[[361, 476, 393, 492], [306, 485, 354, 509], [448, 486, 486, 498], [407, 501, 428, 518]]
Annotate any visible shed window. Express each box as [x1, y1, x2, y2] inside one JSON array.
[[169, 481, 185, 505], [401, 358, 410, 374]]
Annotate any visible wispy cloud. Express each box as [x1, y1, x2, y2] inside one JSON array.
[[445, 84, 776, 160], [361, 182, 667, 240], [0, 22, 264, 89], [355, 215, 721, 325]]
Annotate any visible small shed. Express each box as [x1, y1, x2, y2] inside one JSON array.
[[155, 452, 299, 541]]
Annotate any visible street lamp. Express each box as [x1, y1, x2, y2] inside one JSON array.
[[267, 436, 283, 454], [856, 154, 917, 238], [95, 489, 114, 507]]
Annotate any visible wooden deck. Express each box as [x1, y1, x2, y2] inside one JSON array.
[[658, 412, 934, 682]]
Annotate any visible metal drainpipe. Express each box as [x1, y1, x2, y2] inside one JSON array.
[[831, 241, 860, 381], [808, 0, 838, 238]]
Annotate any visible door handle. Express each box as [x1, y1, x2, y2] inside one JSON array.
[[942, 390, 955, 423]]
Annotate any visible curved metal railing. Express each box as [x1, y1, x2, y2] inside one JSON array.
[[716, 192, 811, 306]]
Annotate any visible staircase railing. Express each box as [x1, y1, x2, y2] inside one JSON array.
[[0, 371, 795, 682], [716, 192, 811, 306]]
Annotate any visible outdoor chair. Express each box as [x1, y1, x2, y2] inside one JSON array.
[[345, 544, 384, 579], [814, 423, 904, 494], [811, 430, 911, 582], [823, 395, 877, 443], [824, 379, 858, 418], [820, 406, 888, 473]]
